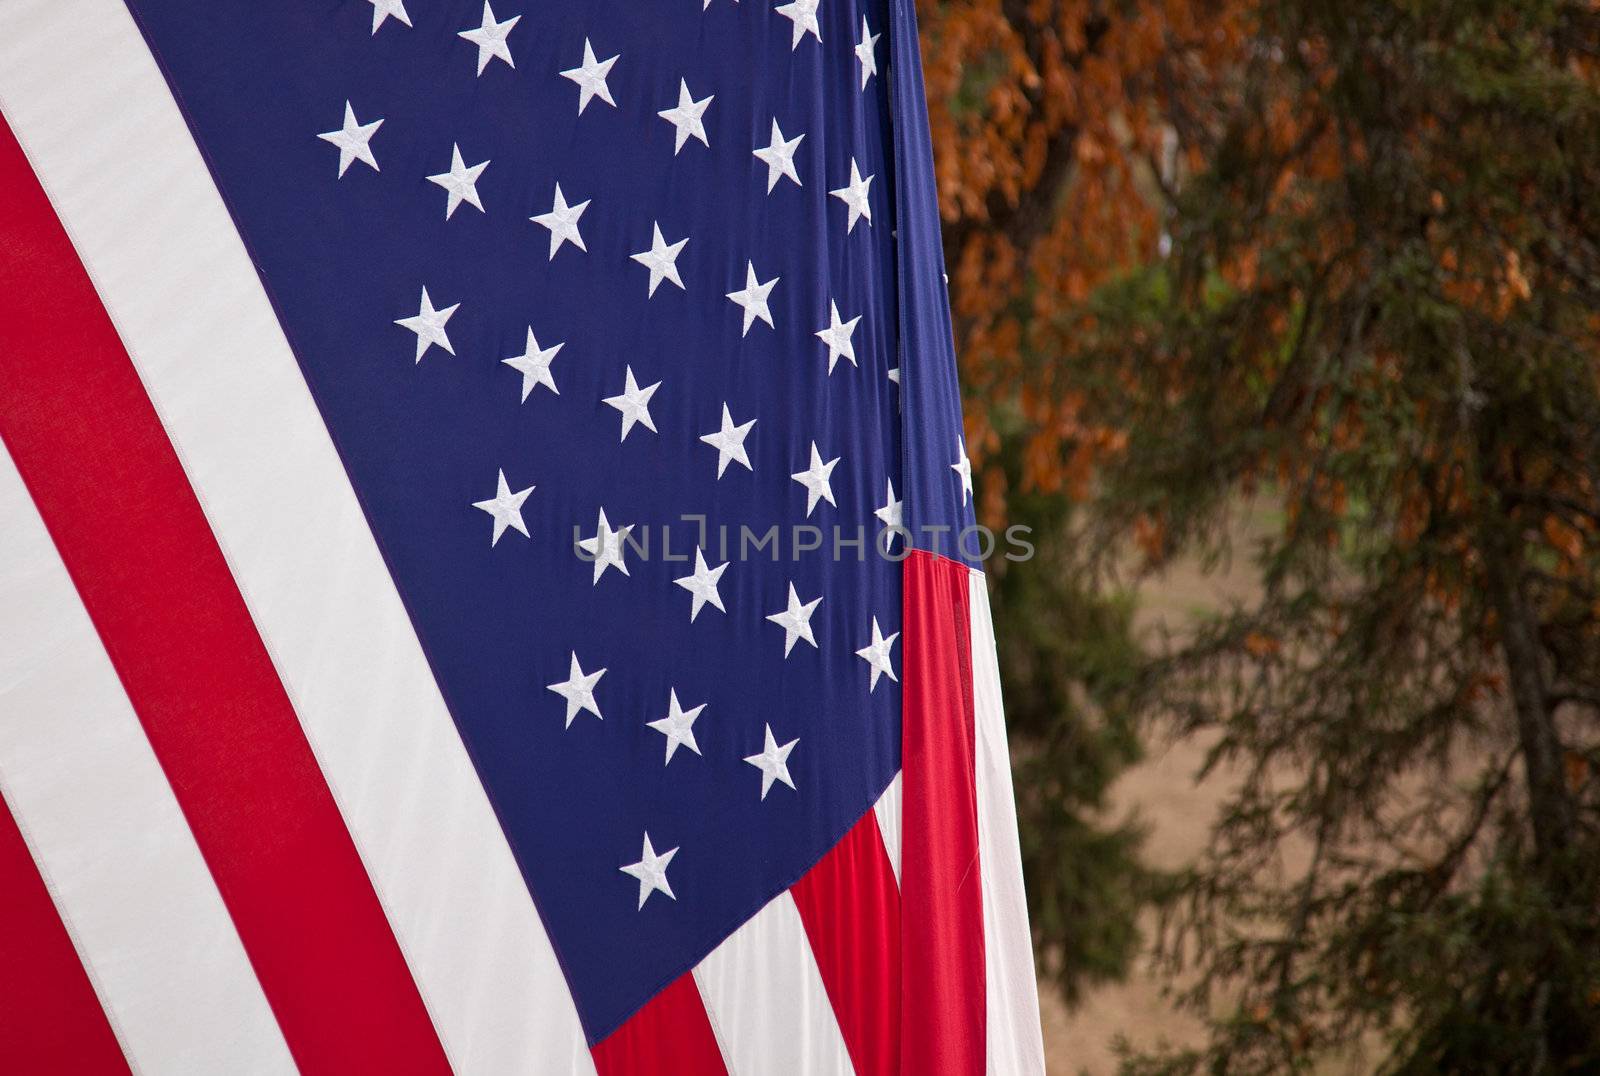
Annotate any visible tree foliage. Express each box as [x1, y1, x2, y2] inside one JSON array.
[[915, 0, 1222, 1001], [924, 0, 1600, 1068]]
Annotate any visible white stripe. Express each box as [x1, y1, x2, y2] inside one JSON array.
[[872, 770, 903, 885], [693, 892, 855, 1076], [0, 446, 297, 1076], [968, 571, 1046, 1075], [0, 3, 594, 1072]]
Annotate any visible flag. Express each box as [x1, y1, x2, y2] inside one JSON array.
[[0, 0, 1044, 1072]]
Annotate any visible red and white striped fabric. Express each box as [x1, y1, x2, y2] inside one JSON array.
[[0, 0, 1045, 1072]]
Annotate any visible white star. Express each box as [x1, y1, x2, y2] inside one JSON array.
[[546, 651, 605, 727], [875, 478, 902, 530], [752, 119, 804, 193], [458, 1, 519, 75], [766, 582, 821, 656], [620, 833, 677, 909], [502, 328, 562, 402], [531, 183, 590, 260], [726, 262, 777, 336], [887, 366, 901, 387], [953, 444, 974, 505], [630, 222, 688, 297], [830, 158, 874, 233], [673, 548, 728, 622], [855, 616, 900, 691], [560, 38, 618, 114], [647, 689, 705, 763], [657, 79, 713, 155], [317, 101, 382, 177], [855, 17, 880, 89], [367, 0, 411, 34], [602, 366, 660, 442], [577, 508, 634, 584], [744, 724, 798, 799], [790, 441, 840, 516], [471, 469, 534, 546], [775, 0, 821, 49], [426, 144, 488, 219], [699, 403, 755, 477], [814, 300, 862, 373], [394, 287, 458, 363]]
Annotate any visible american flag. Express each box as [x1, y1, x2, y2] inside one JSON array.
[[0, 0, 1043, 1072]]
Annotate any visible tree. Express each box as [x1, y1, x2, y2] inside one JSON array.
[[923, 0, 1600, 1068], [915, 0, 1237, 1002]]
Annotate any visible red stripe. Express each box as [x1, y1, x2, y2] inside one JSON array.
[[791, 809, 902, 1076], [0, 120, 449, 1074], [0, 791, 130, 1073], [591, 972, 727, 1076], [900, 550, 985, 1074]]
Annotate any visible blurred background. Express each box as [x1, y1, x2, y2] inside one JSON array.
[[915, 1, 1600, 1071]]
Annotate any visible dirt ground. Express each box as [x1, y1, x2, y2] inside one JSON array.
[[1039, 732, 1219, 1073], [1039, 514, 1272, 1074]]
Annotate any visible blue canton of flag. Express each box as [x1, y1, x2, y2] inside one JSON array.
[[118, 0, 978, 1043]]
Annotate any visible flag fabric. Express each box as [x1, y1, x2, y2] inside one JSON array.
[[0, 0, 1044, 1072]]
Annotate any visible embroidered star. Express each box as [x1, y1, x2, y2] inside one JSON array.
[[394, 287, 458, 363], [602, 366, 660, 442], [744, 724, 798, 799], [726, 262, 777, 336], [775, 0, 821, 48], [855, 616, 901, 691], [367, 0, 411, 34], [752, 119, 804, 192], [577, 508, 633, 584], [875, 478, 903, 530], [766, 582, 821, 656], [317, 101, 382, 177], [855, 17, 880, 89], [700, 403, 755, 477], [658, 79, 713, 154], [546, 651, 605, 727], [502, 328, 562, 402], [647, 689, 705, 763], [471, 469, 534, 546], [790, 441, 840, 516], [953, 444, 974, 505], [560, 38, 618, 114], [830, 158, 874, 233], [814, 301, 862, 373], [458, 1, 519, 75], [630, 222, 688, 297], [673, 548, 728, 622], [426, 144, 488, 219], [620, 833, 677, 909], [531, 183, 589, 260]]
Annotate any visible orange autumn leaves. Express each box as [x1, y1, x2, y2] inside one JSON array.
[[918, 0, 1250, 525], [919, 1, 1597, 602]]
